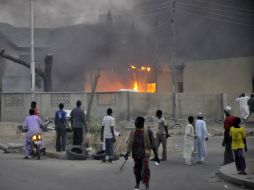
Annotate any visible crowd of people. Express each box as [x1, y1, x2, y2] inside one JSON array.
[[21, 93, 251, 190]]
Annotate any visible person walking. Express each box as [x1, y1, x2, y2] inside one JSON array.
[[101, 108, 116, 163], [230, 117, 248, 175], [247, 94, 254, 118], [236, 93, 249, 121], [54, 103, 68, 152], [195, 112, 208, 164], [125, 116, 156, 190], [70, 100, 87, 145], [155, 110, 169, 161], [183, 116, 195, 165], [222, 106, 235, 165]]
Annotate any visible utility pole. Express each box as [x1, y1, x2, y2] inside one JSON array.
[[169, 0, 177, 122], [0, 57, 2, 121], [86, 68, 100, 123], [30, 0, 35, 100]]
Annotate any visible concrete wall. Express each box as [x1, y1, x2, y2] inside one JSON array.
[[129, 92, 173, 118], [1, 92, 249, 122], [184, 57, 254, 93], [178, 93, 223, 120]]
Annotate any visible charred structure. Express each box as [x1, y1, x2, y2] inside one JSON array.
[[0, 0, 253, 93]]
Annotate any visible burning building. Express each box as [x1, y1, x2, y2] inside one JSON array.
[[0, 0, 254, 94]]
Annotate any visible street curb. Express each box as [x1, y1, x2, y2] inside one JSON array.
[[218, 164, 254, 189]]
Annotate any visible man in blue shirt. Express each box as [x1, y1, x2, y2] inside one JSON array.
[[55, 103, 68, 152]]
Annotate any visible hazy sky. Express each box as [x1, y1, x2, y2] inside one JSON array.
[[0, 0, 135, 27]]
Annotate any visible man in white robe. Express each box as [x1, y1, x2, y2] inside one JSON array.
[[183, 116, 195, 165], [195, 113, 208, 164], [236, 93, 249, 120]]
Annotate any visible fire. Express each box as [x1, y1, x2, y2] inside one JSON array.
[[130, 65, 151, 72], [129, 65, 156, 93], [84, 65, 156, 93], [131, 65, 137, 69], [133, 81, 138, 91], [141, 66, 146, 71], [147, 83, 156, 93]]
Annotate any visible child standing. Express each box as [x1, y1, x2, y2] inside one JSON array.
[[229, 117, 248, 175]]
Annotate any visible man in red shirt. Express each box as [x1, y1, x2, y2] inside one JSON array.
[[222, 106, 235, 165]]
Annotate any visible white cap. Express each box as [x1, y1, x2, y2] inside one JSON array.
[[197, 112, 203, 117], [224, 106, 231, 111]]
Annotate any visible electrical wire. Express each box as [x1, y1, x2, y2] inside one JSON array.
[[177, 1, 254, 22], [176, 6, 254, 28], [134, 0, 254, 20], [191, 0, 254, 14], [176, 3, 254, 26], [132, 0, 254, 28]]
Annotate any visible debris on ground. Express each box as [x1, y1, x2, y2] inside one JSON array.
[[0, 142, 24, 153]]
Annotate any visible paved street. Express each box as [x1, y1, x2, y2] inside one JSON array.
[[0, 136, 253, 190]]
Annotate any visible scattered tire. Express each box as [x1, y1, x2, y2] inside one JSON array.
[[92, 150, 106, 160], [66, 145, 88, 160]]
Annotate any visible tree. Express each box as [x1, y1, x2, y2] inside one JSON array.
[[0, 49, 53, 92]]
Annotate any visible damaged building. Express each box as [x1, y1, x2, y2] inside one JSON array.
[[1, 1, 253, 94]]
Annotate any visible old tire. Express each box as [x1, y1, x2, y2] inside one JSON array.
[[66, 145, 88, 160], [92, 150, 106, 160]]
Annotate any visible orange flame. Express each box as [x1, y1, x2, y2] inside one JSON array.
[[147, 83, 156, 93], [133, 81, 138, 91]]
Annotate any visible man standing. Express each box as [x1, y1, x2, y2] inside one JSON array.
[[183, 116, 195, 165], [155, 110, 169, 161], [54, 103, 68, 152], [125, 116, 156, 190], [70, 100, 87, 145], [195, 112, 208, 164], [101, 108, 116, 163], [222, 106, 235, 165], [236, 93, 249, 121], [247, 94, 254, 117], [23, 109, 44, 159]]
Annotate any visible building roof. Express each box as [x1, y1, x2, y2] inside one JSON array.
[[0, 23, 50, 48]]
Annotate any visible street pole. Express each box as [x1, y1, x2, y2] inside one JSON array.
[[169, 0, 177, 122], [30, 0, 35, 101], [0, 58, 2, 121]]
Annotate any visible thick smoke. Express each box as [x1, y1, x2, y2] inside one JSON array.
[[0, 0, 253, 92], [0, 0, 135, 27]]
